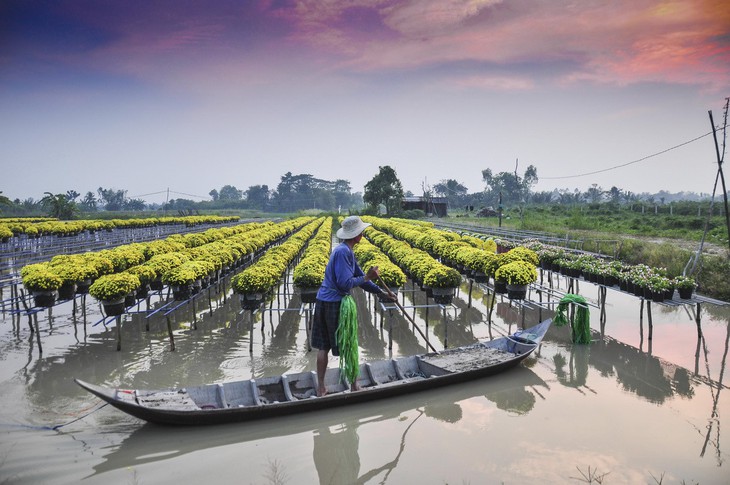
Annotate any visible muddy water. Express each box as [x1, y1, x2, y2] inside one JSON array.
[[0, 274, 727, 484]]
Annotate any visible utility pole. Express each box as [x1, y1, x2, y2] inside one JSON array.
[[708, 98, 729, 251], [498, 191, 503, 227]]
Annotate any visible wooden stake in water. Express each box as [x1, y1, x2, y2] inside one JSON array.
[[376, 275, 438, 353]]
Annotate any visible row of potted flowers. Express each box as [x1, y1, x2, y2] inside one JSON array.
[[291, 217, 333, 303], [20, 218, 314, 311], [352, 235, 407, 296], [360, 226, 462, 304], [90, 218, 314, 311], [1, 215, 240, 240], [231, 218, 326, 309], [363, 217, 539, 300], [519, 240, 698, 301]]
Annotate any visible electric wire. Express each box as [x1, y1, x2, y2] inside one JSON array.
[[541, 130, 715, 180]]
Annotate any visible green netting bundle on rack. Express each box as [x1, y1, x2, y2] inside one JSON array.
[[554, 293, 592, 344]]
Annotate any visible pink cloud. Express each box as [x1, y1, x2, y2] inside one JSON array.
[[283, 0, 730, 91]]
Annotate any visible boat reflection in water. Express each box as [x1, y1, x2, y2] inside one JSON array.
[[90, 366, 547, 478]]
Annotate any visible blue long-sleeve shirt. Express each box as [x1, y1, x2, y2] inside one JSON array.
[[317, 242, 382, 302]]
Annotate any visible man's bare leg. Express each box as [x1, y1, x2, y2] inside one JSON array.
[[316, 349, 328, 397]]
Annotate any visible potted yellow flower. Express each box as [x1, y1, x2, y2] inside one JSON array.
[[231, 265, 277, 309], [423, 266, 462, 304], [21, 264, 63, 308], [162, 264, 198, 300], [494, 261, 537, 300], [89, 273, 141, 316]]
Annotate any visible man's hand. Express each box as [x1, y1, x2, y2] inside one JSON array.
[[365, 266, 380, 282], [380, 289, 397, 302]]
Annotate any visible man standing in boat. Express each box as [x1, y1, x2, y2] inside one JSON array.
[[312, 215, 395, 397]]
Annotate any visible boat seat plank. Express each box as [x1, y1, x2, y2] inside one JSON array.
[[186, 385, 224, 410], [217, 384, 228, 408], [395, 356, 426, 379], [287, 371, 317, 400], [354, 363, 375, 388], [323, 368, 348, 394], [255, 376, 287, 404], [367, 360, 399, 385], [221, 380, 258, 407]]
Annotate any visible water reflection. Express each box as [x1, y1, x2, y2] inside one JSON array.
[[89, 366, 545, 478], [4, 272, 729, 481]]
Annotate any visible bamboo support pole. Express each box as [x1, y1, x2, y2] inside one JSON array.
[[376, 275, 438, 353]]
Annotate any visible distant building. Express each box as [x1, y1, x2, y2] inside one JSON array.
[[402, 196, 448, 217]]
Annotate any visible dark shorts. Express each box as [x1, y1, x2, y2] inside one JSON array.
[[311, 299, 341, 356]]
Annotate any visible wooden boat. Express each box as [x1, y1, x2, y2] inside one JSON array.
[[75, 319, 551, 426]]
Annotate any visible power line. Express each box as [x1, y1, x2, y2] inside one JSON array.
[[541, 130, 715, 180], [128, 190, 168, 198], [127, 190, 209, 200], [169, 190, 209, 200]]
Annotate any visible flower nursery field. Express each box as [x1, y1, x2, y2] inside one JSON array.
[[0, 216, 728, 484]]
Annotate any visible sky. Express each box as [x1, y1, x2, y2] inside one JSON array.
[[1, 0, 729, 205]]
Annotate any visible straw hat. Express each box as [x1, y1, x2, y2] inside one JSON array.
[[336, 216, 371, 240]]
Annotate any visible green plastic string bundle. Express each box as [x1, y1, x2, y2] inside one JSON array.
[[336, 295, 359, 385], [554, 293, 592, 344]]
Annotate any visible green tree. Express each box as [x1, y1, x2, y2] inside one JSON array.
[[434, 179, 468, 209], [0, 191, 11, 215], [41, 192, 78, 219], [218, 185, 242, 201], [244, 185, 269, 211], [209, 189, 219, 201], [124, 198, 146, 211], [585, 184, 604, 204], [364, 165, 404, 215], [79, 191, 97, 211], [607, 186, 623, 204], [482, 164, 538, 206], [97, 187, 127, 211]]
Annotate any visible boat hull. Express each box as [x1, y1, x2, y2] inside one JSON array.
[[76, 319, 551, 426]]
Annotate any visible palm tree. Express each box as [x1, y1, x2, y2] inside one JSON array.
[[41, 192, 78, 220]]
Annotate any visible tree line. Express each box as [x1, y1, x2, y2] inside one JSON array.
[[0, 166, 407, 219], [1, 162, 721, 220]]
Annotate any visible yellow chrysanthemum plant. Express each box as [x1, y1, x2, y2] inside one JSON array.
[[353, 238, 406, 290], [22, 264, 63, 292], [232, 265, 277, 294], [0, 224, 13, 242], [494, 260, 538, 286], [89, 273, 141, 303], [125, 265, 157, 286], [423, 265, 462, 289], [423, 265, 462, 304]]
